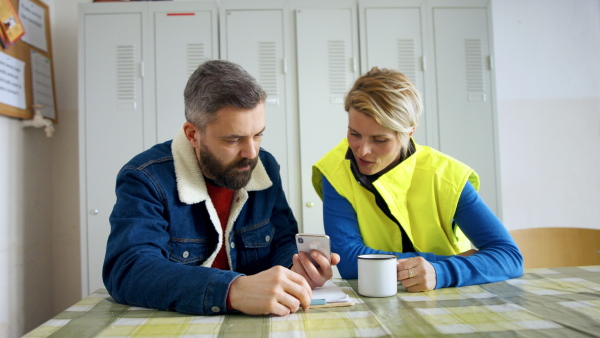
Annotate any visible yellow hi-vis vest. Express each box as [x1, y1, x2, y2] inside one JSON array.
[[312, 139, 479, 255]]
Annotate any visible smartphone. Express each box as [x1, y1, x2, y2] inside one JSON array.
[[295, 233, 331, 268]]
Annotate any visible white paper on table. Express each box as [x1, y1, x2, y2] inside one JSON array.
[[19, 0, 48, 52], [312, 280, 351, 303], [30, 50, 56, 119], [0, 53, 26, 110]]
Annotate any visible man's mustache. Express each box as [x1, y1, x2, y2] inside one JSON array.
[[234, 157, 257, 168]]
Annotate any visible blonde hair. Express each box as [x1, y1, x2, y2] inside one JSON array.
[[344, 67, 422, 157]]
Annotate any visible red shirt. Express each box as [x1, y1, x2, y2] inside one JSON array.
[[206, 181, 234, 271]]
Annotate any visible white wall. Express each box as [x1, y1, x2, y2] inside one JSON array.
[[1, 0, 598, 336], [0, 0, 84, 336], [492, 0, 600, 230]]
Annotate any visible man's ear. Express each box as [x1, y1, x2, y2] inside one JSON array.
[[183, 122, 201, 148]]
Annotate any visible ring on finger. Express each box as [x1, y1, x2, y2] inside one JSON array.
[[408, 268, 413, 279]]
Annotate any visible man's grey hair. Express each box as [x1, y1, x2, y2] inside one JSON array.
[[184, 60, 267, 130]]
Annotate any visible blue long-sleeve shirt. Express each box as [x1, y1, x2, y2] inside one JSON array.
[[322, 176, 523, 288]]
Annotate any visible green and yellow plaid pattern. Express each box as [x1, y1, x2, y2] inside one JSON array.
[[25, 266, 600, 337]]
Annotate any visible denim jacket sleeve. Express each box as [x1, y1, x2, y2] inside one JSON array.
[[103, 165, 242, 315], [264, 161, 299, 268]]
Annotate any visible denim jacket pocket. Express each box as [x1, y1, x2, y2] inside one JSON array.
[[236, 219, 275, 249], [167, 238, 208, 265]]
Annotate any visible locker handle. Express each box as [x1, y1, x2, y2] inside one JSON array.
[[140, 61, 145, 78]]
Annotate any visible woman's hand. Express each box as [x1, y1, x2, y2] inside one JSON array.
[[396, 257, 436, 292]]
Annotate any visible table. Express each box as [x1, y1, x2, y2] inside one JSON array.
[[25, 266, 600, 337]]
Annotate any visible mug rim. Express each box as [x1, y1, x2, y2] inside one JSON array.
[[357, 254, 398, 260]]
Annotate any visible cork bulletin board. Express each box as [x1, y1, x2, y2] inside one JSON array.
[[0, 0, 57, 123]]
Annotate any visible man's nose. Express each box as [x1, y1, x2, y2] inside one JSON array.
[[241, 139, 258, 159]]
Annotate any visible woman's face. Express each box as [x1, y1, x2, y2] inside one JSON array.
[[347, 107, 402, 176]]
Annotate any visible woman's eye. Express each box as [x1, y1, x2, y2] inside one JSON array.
[[375, 139, 387, 143]]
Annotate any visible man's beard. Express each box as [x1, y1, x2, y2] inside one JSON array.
[[198, 142, 258, 190]]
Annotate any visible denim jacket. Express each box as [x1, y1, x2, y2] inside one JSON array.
[[103, 130, 299, 315]]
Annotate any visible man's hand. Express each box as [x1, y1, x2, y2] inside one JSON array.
[[228, 266, 312, 316], [291, 251, 341, 289], [397, 257, 437, 292]]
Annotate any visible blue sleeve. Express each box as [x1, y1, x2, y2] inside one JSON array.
[[432, 181, 524, 288], [104, 167, 242, 315], [322, 175, 445, 279]]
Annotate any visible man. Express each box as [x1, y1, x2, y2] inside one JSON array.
[[103, 60, 339, 316]]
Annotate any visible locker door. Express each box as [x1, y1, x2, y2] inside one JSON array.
[[222, 9, 289, 193], [433, 8, 499, 214], [155, 10, 217, 143], [361, 6, 428, 146], [83, 13, 144, 294], [296, 7, 358, 234]]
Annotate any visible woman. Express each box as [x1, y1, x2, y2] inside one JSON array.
[[312, 67, 523, 292]]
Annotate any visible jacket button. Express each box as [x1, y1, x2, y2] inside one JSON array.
[[265, 235, 271, 242], [230, 242, 235, 249], [211, 306, 220, 313], [182, 251, 189, 258]]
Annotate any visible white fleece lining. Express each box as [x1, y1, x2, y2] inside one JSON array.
[[171, 129, 273, 268]]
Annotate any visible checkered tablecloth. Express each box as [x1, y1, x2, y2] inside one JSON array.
[[24, 266, 600, 337]]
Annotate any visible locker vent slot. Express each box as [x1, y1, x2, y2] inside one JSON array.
[[397, 39, 418, 87], [258, 41, 279, 97], [187, 43, 206, 77], [116, 45, 136, 104], [328, 40, 347, 97], [465, 39, 485, 94]]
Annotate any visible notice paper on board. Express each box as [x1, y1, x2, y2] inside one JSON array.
[[31, 50, 55, 119], [19, 0, 47, 52], [0, 52, 26, 109]]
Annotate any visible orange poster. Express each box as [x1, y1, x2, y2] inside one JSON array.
[[0, 0, 25, 45]]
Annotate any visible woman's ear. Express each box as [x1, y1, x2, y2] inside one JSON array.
[[408, 127, 416, 137]]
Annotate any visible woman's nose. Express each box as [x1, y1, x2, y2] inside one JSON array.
[[357, 141, 370, 156]]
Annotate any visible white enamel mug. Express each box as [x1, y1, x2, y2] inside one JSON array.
[[357, 254, 398, 297]]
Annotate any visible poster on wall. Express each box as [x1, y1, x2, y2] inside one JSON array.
[[0, 0, 25, 46]]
